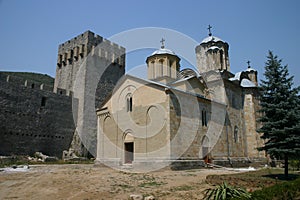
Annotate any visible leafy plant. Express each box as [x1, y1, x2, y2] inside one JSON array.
[[251, 177, 300, 200], [204, 182, 251, 200]]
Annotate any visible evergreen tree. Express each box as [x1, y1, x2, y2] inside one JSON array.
[[258, 51, 300, 177]]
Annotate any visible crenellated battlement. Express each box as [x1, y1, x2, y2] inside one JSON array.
[[54, 30, 126, 96], [0, 73, 68, 95], [56, 31, 125, 68]]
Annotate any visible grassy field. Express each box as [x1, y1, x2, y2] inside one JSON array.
[[206, 168, 300, 199], [207, 168, 299, 191]]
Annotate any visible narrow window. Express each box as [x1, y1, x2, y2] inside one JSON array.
[[126, 96, 133, 112], [127, 98, 130, 112], [79, 44, 85, 57], [202, 109, 207, 127], [151, 61, 155, 78], [169, 60, 173, 76], [159, 60, 164, 76], [234, 126, 238, 143], [129, 97, 133, 112], [41, 97, 47, 107], [31, 83, 35, 89], [220, 50, 224, 69]]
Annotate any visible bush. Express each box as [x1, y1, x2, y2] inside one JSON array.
[[250, 178, 300, 200], [290, 159, 300, 171], [204, 182, 252, 200]]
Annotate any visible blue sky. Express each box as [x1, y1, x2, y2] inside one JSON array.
[[0, 0, 299, 86]]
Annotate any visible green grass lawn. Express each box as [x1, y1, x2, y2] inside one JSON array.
[[206, 168, 300, 199]]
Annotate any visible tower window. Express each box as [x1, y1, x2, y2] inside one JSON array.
[[234, 126, 238, 143], [202, 109, 208, 127], [41, 97, 47, 107], [151, 61, 155, 78], [31, 83, 35, 89], [159, 59, 164, 76], [220, 50, 224, 69]]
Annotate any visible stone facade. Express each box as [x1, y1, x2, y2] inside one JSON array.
[[96, 33, 266, 170], [53, 30, 125, 156], [0, 73, 74, 158], [0, 30, 125, 158], [0, 29, 265, 167]]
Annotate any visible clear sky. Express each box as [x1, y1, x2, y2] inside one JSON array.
[[0, 0, 299, 86]]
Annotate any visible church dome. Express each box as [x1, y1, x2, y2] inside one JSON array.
[[201, 36, 224, 44], [151, 48, 176, 56], [245, 67, 257, 72]]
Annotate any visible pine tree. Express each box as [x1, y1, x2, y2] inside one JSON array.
[[258, 51, 300, 177]]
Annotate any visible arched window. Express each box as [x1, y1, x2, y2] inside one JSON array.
[[169, 60, 173, 76], [202, 109, 208, 127], [234, 126, 238, 143], [126, 95, 133, 112], [220, 50, 224, 69], [151, 61, 155, 78], [159, 59, 164, 76]]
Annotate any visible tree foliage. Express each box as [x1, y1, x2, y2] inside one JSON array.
[[258, 51, 300, 175]]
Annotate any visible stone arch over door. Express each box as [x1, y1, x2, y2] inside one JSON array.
[[123, 132, 134, 164]]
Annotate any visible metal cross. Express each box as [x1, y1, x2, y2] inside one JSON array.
[[247, 60, 251, 68], [160, 38, 165, 49], [208, 25, 212, 36]]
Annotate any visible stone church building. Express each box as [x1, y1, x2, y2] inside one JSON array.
[[0, 29, 266, 168], [96, 31, 266, 170]]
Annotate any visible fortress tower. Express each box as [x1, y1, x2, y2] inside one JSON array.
[[54, 31, 126, 157], [195, 25, 230, 73], [54, 30, 125, 96]]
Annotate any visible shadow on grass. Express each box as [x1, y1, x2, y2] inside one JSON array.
[[263, 173, 299, 181]]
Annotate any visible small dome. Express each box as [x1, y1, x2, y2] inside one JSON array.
[[201, 36, 224, 44], [241, 78, 256, 87], [151, 48, 176, 56], [180, 68, 198, 78], [245, 67, 257, 72], [229, 71, 242, 81]]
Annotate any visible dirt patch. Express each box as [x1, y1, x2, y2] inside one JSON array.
[[0, 164, 239, 200]]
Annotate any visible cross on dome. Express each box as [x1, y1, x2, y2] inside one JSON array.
[[160, 38, 165, 49], [207, 25, 212, 36], [247, 60, 251, 68]]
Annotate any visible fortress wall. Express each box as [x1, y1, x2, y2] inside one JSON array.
[[0, 73, 54, 92], [0, 77, 75, 158]]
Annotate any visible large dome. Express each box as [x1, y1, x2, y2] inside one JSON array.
[[151, 48, 176, 56], [201, 36, 224, 44]]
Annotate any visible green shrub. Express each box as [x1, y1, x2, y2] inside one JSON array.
[[204, 182, 252, 200], [250, 178, 300, 200], [290, 159, 300, 171]]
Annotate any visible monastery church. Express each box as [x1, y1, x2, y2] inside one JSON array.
[[95, 28, 266, 170]]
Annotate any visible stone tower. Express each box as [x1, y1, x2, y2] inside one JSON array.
[[146, 39, 180, 82], [54, 30, 126, 157], [54, 30, 125, 96], [245, 63, 258, 86], [195, 27, 230, 73]]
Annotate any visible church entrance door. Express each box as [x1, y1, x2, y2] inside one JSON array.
[[124, 142, 134, 164]]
